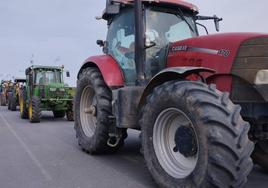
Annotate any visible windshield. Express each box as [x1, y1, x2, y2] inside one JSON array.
[[146, 8, 197, 43], [35, 70, 62, 85], [144, 7, 197, 77]]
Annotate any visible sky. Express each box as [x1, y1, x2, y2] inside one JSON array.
[[0, 0, 267, 86]]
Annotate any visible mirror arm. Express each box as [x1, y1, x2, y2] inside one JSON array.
[[196, 22, 209, 35]]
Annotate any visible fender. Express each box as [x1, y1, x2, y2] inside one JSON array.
[[139, 67, 215, 107], [78, 55, 125, 87]]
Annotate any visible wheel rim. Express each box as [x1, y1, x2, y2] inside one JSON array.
[[80, 85, 97, 137], [153, 108, 199, 179], [258, 141, 268, 153], [28, 102, 32, 119]]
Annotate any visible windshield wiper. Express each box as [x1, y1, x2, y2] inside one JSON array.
[[177, 8, 195, 33]]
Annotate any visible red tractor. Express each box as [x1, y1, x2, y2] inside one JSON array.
[[75, 0, 267, 187]]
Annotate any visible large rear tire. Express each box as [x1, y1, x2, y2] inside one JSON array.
[[140, 81, 254, 188], [252, 140, 268, 171], [7, 92, 12, 110], [10, 93, 17, 111], [29, 96, 41, 123], [66, 100, 74, 121], [75, 67, 125, 154], [19, 89, 28, 119]]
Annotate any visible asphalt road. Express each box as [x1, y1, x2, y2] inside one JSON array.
[[0, 106, 267, 188]]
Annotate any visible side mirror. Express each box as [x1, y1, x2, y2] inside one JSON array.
[[66, 71, 70, 78], [213, 15, 223, 32], [96, 40, 105, 47]]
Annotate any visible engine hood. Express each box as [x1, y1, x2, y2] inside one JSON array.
[[168, 32, 268, 74]]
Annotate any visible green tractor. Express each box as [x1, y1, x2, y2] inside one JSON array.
[[19, 65, 75, 123], [8, 78, 26, 111]]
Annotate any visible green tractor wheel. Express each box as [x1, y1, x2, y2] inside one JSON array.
[[53, 111, 66, 118], [29, 96, 41, 123], [20, 90, 28, 119]]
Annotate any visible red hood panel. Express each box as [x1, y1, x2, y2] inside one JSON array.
[[168, 33, 268, 74]]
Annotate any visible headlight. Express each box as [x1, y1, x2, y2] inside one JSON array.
[[50, 88, 57, 92], [255, 70, 268, 85]]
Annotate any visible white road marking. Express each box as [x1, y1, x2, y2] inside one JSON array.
[[0, 113, 53, 181]]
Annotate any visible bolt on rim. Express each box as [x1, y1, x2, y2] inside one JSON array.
[[80, 85, 97, 137], [153, 108, 199, 179]]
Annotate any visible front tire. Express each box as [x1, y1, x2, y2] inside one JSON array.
[[1, 94, 6, 106], [29, 96, 41, 123], [8, 92, 12, 110], [140, 81, 254, 188], [10, 93, 17, 111], [20, 89, 28, 119], [66, 101, 74, 121], [75, 67, 125, 154]]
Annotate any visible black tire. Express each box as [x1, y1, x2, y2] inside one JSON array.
[[7, 92, 12, 110], [29, 96, 41, 123], [53, 111, 65, 118], [1, 94, 6, 106], [10, 93, 17, 111], [66, 110, 74, 121], [20, 89, 28, 119], [252, 141, 268, 171], [75, 67, 125, 154], [140, 81, 254, 188]]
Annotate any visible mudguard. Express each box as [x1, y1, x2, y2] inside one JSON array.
[[139, 66, 215, 107], [78, 55, 125, 87]]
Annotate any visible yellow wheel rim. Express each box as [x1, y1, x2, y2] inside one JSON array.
[[19, 98, 23, 114], [29, 102, 33, 119]]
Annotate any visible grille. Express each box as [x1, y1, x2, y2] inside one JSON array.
[[231, 37, 268, 102]]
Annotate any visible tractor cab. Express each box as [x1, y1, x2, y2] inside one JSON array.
[[100, 0, 221, 85], [21, 65, 74, 123], [25, 65, 66, 100]]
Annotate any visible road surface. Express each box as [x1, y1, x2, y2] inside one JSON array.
[[0, 106, 267, 188]]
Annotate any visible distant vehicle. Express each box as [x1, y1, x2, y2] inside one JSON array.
[[8, 78, 26, 111], [19, 65, 74, 123], [0, 80, 13, 106]]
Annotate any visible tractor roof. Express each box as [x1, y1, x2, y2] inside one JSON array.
[[25, 65, 63, 75], [30, 65, 63, 70], [115, 0, 198, 11], [102, 0, 198, 20]]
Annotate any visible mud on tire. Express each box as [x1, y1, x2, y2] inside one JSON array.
[[140, 81, 254, 188]]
